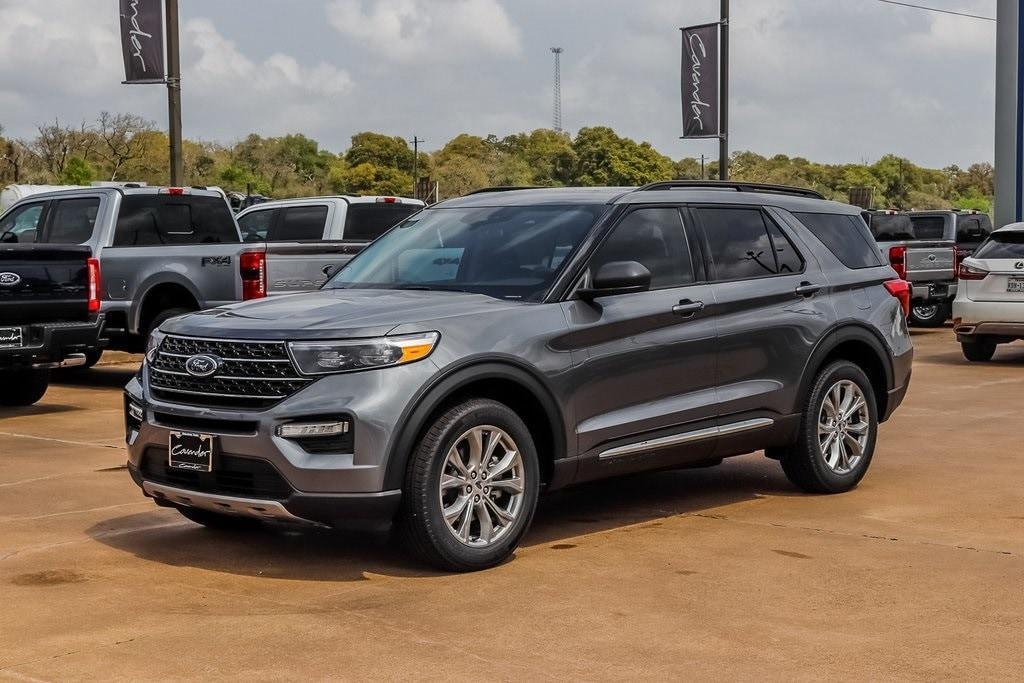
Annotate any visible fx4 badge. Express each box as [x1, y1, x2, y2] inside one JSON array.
[[201, 256, 232, 267]]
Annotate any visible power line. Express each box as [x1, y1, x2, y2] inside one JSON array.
[[873, 0, 995, 22]]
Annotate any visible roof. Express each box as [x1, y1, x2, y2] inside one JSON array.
[[237, 195, 424, 212], [9, 185, 225, 201], [993, 221, 1024, 233], [436, 185, 859, 214]]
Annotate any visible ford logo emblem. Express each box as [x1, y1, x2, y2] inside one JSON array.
[[184, 354, 221, 378], [0, 272, 21, 286]]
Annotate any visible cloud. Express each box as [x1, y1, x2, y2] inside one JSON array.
[[326, 0, 521, 62]]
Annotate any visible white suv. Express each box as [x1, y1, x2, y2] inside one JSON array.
[[953, 222, 1024, 361]]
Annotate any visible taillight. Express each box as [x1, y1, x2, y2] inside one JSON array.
[[953, 246, 966, 275], [87, 257, 101, 313], [884, 279, 911, 316], [888, 246, 906, 280], [240, 251, 267, 300], [166, 187, 185, 195], [958, 262, 988, 281], [376, 197, 398, 203]]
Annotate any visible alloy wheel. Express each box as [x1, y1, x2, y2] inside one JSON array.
[[438, 425, 525, 547], [817, 380, 871, 475]]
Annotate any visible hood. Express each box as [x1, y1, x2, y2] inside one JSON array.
[[161, 288, 525, 340]]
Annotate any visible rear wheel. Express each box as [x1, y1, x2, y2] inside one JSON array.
[[175, 506, 263, 531], [908, 301, 948, 328], [0, 369, 49, 406], [961, 337, 997, 362], [778, 361, 878, 494], [399, 399, 540, 572], [81, 350, 103, 369]]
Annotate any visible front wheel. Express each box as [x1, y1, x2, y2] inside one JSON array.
[[778, 361, 878, 494], [399, 399, 540, 572], [0, 369, 49, 406], [908, 301, 949, 328], [961, 338, 997, 362]]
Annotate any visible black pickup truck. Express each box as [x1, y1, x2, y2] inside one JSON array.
[[0, 245, 105, 406]]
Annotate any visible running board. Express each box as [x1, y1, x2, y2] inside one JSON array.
[[598, 418, 775, 460]]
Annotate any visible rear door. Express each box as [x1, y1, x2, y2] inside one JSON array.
[[963, 231, 1024, 302], [562, 205, 719, 480], [691, 204, 835, 431], [261, 203, 353, 294]]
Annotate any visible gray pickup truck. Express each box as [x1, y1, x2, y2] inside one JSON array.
[[0, 186, 362, 359], [867, 209, 959, 327], [235, 195, 424, 293]]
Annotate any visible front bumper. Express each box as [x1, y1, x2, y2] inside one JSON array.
[[0, 316, 105, 369], [124, 359, 438, 526]]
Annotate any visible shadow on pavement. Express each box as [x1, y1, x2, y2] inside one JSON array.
[[87, 454, 795, 581], [922, 343, 1024, 367], [0, 403, 79, 419], [51, 366, 138, 389]]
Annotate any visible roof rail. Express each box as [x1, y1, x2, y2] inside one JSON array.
[[465, 186, 546, 195], [634, 180, 825, 200]]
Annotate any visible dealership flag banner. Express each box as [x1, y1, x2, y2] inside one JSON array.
[[119, 0, 165, 83], [680, 22, 720, 138]]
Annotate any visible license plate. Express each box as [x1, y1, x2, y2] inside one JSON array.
[[0, 327, 23, 349], [1008, 278, 1024, 293], [168, 431, 214, 472]]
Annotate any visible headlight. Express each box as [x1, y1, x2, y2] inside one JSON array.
[[145, 329, 166, 363], [288, 332, 439, 375]]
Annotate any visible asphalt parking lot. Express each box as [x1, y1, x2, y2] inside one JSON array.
[[1, 329, 1023, 680]]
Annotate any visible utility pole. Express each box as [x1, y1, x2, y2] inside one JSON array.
[[719, 0, 730, 180], [700, 154, 707, 180], [550, 47, 564, 132], [166, 0, 183, 186], [411, 136, 424, 198]]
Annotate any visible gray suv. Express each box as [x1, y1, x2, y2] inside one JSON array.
[[125, 182, 913, 571]]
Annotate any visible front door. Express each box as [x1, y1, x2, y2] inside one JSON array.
[[561, 205, 720, 482]]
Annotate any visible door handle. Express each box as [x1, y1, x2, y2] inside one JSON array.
[[795, 282, 822, 297], [671, 300, 704, 317]]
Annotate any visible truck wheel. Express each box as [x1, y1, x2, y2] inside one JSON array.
[[961, 338, 997, 362], [908, 301, 948, 328], [146, 307, 194, 338], [175, 506, 263, 531], [82, 350, 103, 369], [0, 369, 50, 406], [399, 399, 540, 572], [778, 361, 878, 494]]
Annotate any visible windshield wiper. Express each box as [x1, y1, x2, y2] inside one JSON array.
[[396, 284, 468, 293]]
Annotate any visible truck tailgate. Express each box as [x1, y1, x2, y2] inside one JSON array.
[[0, 245, 91, 324], [905, 243, 955, 281], [264, 242, 364, 295]]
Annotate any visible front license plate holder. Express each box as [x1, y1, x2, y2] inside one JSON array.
[[168, 431, 215, 472]]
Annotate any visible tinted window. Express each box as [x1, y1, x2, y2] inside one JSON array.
[[795, 212, 884, 269], [590, 208, 693, 288], [908, 215, 946, 240], [270, 205, 327, 241], [698, 208, 782, 280], [238, 209, 276, 242], [764, 217, 804, 274], [0, 202, 45, 244], [956, 215, 992, 244], [46, 197, 99, 244], [868, 213, 914, 241], [974, 232, 1024, 259], [327, 204, 605, 301], [114, 195, 239, 246], [344, 203, 420, 242]]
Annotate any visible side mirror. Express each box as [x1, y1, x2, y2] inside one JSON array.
[[577, 261, 651, 300]]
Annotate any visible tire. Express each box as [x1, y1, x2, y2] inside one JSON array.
[[399, 398, 540, 572], [81, 350, 103, 369], [961, 337, 997, 362], [908, 301, 948, 328], [145, 307, 194, 338], [175, 506, 263, 531], [0, 369, 49, 406], [778, 360, 878, 494]]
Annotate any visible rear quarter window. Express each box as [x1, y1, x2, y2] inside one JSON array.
[[956, 215, 992, 244], [343, 203, 421, 242], [794, 212, 885, 269], [114, 195, 239, 246]]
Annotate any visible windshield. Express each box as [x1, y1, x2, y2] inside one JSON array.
[[325, 204, 607, 301], [974, 232, 1024, 259]]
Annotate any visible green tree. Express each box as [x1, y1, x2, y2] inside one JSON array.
[[572, 127, 673, 186], [61, 156, 94, 184]]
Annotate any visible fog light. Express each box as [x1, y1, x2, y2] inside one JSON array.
[[276, 421, 350, 438], [128, 402, 144, 422]]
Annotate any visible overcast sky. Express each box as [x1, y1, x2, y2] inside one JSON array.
[[0, 0, 998, 167]]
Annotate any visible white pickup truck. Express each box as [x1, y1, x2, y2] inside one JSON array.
[[235, 195, 424, 294]]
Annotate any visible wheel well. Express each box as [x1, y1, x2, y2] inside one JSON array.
[[422, 377, 559, 485], [820, 339, 889, 418], [138, 283, 199, 334]]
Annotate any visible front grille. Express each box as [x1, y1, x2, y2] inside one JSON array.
[[149, 335, 313, 410], [140, 447, 292, 500]]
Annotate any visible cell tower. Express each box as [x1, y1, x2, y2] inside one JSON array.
[[550, 47, 563, 132]]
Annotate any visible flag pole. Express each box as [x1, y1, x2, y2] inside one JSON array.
[[718, 0, 729, 180], [166, 0, 183, 186]]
